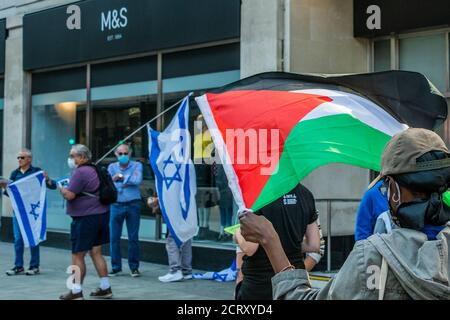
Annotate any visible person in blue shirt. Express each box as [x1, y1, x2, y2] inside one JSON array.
[[354, 179, 389, 241], [107, 144, 143, 277], [4, 148, 57, 276]]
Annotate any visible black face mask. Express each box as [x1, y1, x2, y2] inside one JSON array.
[[394, 192, 450, 230]]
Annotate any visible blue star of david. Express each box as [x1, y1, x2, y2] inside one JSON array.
[[212, 272, 228, 282], [162, 155, 182, 190], [29, 201, 40, 221]]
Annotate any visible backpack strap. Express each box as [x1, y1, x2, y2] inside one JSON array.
[[75, 163, 101, 198], [378, 257, 388, 300]]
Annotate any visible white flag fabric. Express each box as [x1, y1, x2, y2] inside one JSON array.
[[148, 96, 198, 245], [6, 171, 47, 248]]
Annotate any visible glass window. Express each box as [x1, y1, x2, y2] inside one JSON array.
[[159, 94, 237, 247], [373, 40, 391, 72], [91, 95, 158, 240], [399, 33, 447, 93], [32, 97, 86, 232]]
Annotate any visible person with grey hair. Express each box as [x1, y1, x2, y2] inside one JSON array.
[[107, 143, 143, 277], [59, 144, 112, 300], [4, 148, 57, 276]]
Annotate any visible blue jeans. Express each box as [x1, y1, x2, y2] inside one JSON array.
[[13, 217, 40, 269], [220, 205, 233, 228], [110, 200, 141, 271]]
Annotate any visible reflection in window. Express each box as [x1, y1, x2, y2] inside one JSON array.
[[399, 34, 446, 93], [32, 101, 86, 231], [90, 97, 157, 222], [159, 95, 237, 246], [374, 40, 390, 72]]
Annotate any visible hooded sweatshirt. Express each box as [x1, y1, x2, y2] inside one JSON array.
[[272, 225, 450, 300]]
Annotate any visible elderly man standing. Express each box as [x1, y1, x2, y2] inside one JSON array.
[[59, 144, 112, 300], [4, 148, 57, 276], [107, 144, 143, 277]]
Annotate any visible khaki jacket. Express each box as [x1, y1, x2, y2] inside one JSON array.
[[272, 226, 450, 300]]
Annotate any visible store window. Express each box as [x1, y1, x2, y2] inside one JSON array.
[[161, 44, 240, 246], [399, 33, 447, 93], [0, 78, 4, 213], [373, 33, 450, 144], [31, 68, 87, 231], [90, 56, 158, 240], [373, 40, 390, 72], [30, 44, 240, 244], [0, 77, 4, 176]]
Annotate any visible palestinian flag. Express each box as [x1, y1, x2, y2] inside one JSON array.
[[195, 71, 448, 211]]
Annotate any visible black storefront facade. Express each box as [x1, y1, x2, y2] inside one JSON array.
[[0, 0, 241, 270]]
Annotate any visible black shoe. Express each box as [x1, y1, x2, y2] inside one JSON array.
[[130, 269, 141, 278], [59, 291, 84, 300], [195, 227, 206, 240], [90, 287, 113, 299], [108, 269, 122, 277], [6, 267, 24, 276]]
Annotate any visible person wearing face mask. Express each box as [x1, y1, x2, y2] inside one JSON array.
[[373, 148, 450, 237], [59, 144, 112, 300], [107, 143, 143, 278], [239, 128, 450, 300], [3, 148, 57, 277]]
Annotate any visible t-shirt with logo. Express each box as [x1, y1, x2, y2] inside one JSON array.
[[240, 184, 318, 299]]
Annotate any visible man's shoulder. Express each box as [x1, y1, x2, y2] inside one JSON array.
[[32, 166, 42, 172], [296, 183, 315, 202], [131, 160, 143, 170], [366, 180, 386, 197], [131, 160, 143, 166], [107, 162, 118, 170], [75, 164, 97, 175], [9, 168, 20, 180]]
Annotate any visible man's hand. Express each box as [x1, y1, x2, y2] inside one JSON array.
[[60, 187, 76, 201], [43, 171, 49, 181], [112, 173, 123, 182], [147, 196, 160, 210], [239, 211, 277, 246]]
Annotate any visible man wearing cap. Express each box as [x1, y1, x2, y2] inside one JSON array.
[[239, 128, 450, 299]]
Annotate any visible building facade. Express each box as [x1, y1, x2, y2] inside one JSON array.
[[0, 0, 449, 271]]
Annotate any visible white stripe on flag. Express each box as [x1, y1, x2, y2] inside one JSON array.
[[6, 171, 47, 248]]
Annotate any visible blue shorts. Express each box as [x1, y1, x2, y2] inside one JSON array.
[[70, 212, 110, 254]]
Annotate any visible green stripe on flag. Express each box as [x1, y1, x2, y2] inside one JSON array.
[[224, 224, 240, 235], [251, 114, 392, 210]]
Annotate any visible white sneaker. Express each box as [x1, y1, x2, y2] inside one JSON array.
[[183, 274, 193, 280], [158, 270, 183, 283]]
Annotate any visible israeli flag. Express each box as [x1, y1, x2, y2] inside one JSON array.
[[148, 96, 198, 246], [193, 259, 237, 282], [6, 171, 47, 248]]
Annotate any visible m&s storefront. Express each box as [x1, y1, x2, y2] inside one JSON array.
[[6, 0, 241, 269]]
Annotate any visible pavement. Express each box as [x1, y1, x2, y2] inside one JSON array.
[[0, 241, 235, 300], [0, 241, 333, 300]]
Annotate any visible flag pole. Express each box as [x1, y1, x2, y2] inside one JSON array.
[[95, 92, 194, 165]]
